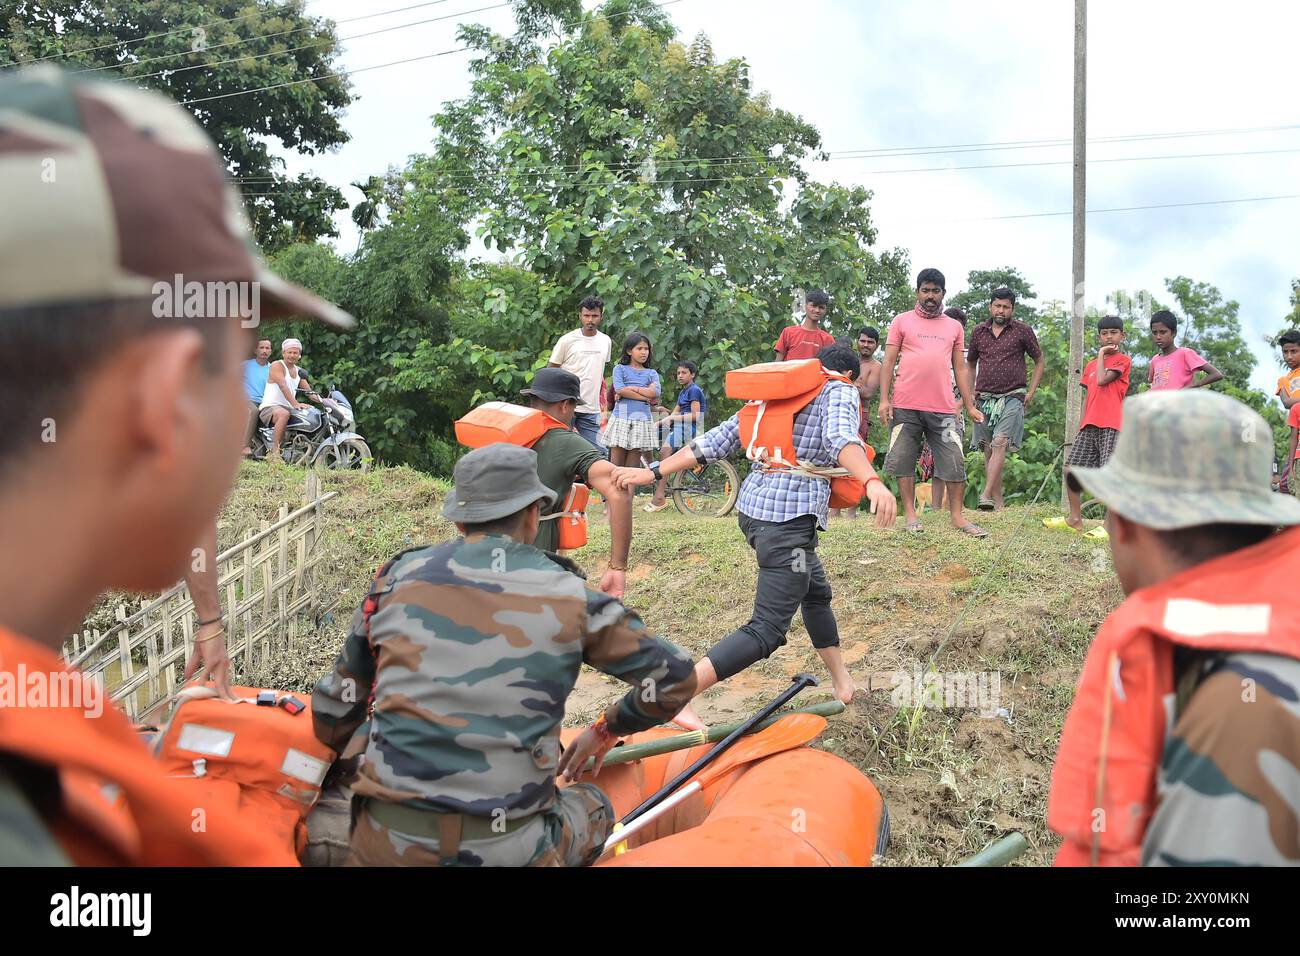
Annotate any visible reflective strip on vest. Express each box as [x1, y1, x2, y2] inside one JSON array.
[[1162, 598, 1271, 637], [176, 723, 235, 757], [280, 748, 330, 787]]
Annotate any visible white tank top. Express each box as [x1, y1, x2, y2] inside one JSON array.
[[260, 360, 301, 410]]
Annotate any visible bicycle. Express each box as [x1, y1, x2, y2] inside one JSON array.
[[632, 452, 741, 518]]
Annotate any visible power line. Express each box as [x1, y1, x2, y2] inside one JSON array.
[[179, 0, 686, 107], [125, 3, 510, 84], [229, 144, 1300, 190], [71, 0, 463, 75], [245, 121, 1300, 183], [7, 0, 327, 67], [951, 193, 1300, 223]]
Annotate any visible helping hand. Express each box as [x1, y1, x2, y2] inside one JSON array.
[[184, 620, 234, 699], [866, 479, 897, 528], [612, 466, 655, 490], [597, 568, 626, 600], [557, 723, 618, 782]]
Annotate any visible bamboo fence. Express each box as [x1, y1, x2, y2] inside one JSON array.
[[63, 473, 337, 722]]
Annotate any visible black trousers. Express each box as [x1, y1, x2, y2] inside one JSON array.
[[707, 512, 840, 681]]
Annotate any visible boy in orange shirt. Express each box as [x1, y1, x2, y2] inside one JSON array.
[[1276, 330, 1300, 410]]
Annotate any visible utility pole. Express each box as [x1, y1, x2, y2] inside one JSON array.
[[1063, 0, 1087, 505]]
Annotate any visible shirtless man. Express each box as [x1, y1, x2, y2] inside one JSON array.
[[831, 327, 882, 520]]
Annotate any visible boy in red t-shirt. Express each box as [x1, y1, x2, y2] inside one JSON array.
[[774, 288, 836, 360], [1050, 315, 1131, 534]]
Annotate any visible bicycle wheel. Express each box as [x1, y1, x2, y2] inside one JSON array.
[[1080, 497, 1106, 520], [670, 459, 740, 517]]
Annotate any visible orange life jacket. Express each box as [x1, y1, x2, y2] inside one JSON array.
[[0, 627, 297, 866], [454, 402, 589, 549], [1047, 526, 1300, 866], [726, 359, 874, 507], [152, 686, 337, 859]]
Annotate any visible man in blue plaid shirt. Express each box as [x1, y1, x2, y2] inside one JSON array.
[[614, 344, 896, 729]]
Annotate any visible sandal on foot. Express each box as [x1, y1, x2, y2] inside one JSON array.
[[904, 520, 924, 533], [1042, 516, 1082, 532], [1082, 527, 1109, 541], [956, 522, 989, 538], [643, 500, 669, 513], [978, 498, 996, 511]]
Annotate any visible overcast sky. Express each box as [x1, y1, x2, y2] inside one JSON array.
[[280, 0, 1300, 395]]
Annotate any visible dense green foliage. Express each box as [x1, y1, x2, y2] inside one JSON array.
[[1, 0, 353, 250]]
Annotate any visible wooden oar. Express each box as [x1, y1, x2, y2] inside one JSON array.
[[602, 712, 827, 854]]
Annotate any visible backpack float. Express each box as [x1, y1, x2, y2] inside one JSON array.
[[454, 401, 589, 550], [725, 359, 875, 508]]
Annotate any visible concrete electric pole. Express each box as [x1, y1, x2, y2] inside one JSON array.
[[1063, 0, 1087, 505]]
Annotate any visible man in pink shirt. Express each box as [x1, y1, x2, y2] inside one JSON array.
[[879, 269, 988, 537], [1147, 310, 1223, 390]]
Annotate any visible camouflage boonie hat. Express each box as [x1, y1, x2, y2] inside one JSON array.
[[443, 444, 557, 523], [0, 65, 352, 327], [1069, 390, 1300, 530]]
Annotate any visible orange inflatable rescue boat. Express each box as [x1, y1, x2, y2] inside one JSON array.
[[560, 720, 889, 867]]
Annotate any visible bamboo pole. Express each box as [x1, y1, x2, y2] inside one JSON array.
[[592, 699, 845, 770], [955, 832, 1029, 867]]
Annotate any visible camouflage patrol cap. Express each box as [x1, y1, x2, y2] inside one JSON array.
[[1068, 390, 1300, 530], [0, 65, 352, 327], [443, 444, 557, 524]]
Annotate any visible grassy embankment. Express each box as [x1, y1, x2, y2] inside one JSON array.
[[88, 460, 1122, 866]]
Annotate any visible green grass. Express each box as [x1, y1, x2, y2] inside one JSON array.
[[85, 462, 1123, 866]]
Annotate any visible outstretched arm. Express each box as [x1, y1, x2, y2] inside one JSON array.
[[585, 459, 631, 599]]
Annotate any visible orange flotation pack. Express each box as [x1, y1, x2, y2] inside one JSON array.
[[0, 627, 297, 866], [726, 359, 875, 508], [152, 685, 337, 859], [454, 401, 589, 550]]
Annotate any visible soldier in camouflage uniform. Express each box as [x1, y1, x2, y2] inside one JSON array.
[[1047, 390, 1300, 866], [312, 443, 697, 866]]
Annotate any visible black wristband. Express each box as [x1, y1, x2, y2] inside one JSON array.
[[196, 615, 223, 627]]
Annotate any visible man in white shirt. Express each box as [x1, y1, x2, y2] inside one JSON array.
[[548, 296, 612, 451]]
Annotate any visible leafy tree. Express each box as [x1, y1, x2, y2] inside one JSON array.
[[270, 174, 470, 473], [1268, 278, 1300, 353], [948, 266, 1038, 326], [425, 0, 910, 416], [349, 175, 386, 253], [1, 0, 352, 251]]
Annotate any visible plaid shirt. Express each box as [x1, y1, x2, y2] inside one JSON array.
[[692, 380, 864, 529]]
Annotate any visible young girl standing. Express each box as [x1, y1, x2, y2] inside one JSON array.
[[602, 332, 662, 468]]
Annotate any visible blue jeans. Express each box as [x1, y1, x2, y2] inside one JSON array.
[[572, 411, 605, 454]]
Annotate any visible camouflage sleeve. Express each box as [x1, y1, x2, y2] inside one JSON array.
[[311, 598, 377, 757], [582, 590, 697, 736], [1142, 652, 1300, 866]]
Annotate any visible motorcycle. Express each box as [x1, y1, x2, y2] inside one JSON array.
[[250, 387, 372, 470]]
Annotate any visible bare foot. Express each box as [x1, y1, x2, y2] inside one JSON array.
[[671, 702, 707, 732], [1065, 516, 1084, 531]]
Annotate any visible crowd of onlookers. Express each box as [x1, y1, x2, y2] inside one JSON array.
[[547, 277, 1300, 536]]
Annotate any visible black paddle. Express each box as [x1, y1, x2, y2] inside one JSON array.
[[619, 673, 818, 826]]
